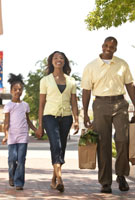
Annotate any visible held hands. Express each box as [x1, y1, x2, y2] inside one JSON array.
[[73, 122, 79, 135], [35, 127, 44, 139]]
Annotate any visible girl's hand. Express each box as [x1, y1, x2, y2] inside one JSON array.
[[2, 137, 7, 145], [73, 122, 79, 135], [35, 128, 44, 139]]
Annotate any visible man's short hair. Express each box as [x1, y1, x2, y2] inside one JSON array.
[[104, 36, 118, 46]]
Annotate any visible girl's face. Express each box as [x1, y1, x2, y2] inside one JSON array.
[[11, 83, 23, 102], [52, 53, 65, 70]]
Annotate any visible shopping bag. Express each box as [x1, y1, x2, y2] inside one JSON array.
[[129, 123, 135, 165], [78, 143, 97, 169], [78, 129, 98, 169]]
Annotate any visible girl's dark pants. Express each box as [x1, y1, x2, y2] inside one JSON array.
[[8, 143, 27, 187]]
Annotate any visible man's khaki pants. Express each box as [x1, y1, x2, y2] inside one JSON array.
[[93, 98, 130, 186]]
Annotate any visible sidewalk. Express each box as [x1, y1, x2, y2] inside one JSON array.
[[0, 133, 135, 200]]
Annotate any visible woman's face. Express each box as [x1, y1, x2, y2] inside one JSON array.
[[52, 52, 65, 70]]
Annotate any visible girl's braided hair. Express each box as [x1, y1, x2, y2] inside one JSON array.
[[8, 73, 24, 89]]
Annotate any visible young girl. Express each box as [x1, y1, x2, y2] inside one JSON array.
[[2, 73, 37, 190]]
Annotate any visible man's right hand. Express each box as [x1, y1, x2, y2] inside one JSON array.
[[84, 114, 92, 128]]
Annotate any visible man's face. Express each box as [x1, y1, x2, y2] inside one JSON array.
[[102, 40, 117, 59]]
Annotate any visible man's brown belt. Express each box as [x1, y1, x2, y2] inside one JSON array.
[[96, 95, 124, 101]]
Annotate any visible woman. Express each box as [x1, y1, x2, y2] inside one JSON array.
[[36, 51, 79, 192]]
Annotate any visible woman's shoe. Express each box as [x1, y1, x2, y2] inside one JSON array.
[[53, 164, 64, 192], [50, 173, 57, 189], [56, 183, 64, 192], [50, 183, 56, 189]]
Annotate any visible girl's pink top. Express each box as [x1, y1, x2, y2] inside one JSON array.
[[3, 101, 30, 145]]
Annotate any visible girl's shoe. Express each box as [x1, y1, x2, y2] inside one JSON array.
[[9, 178, 14, 187], [16, 186, 23, 190]]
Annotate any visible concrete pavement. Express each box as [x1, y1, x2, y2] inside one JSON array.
[[0, 133, 135, 200]]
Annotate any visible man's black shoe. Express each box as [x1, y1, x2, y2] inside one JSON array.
[[116, 176, 129, 191], [101, 184, 112, 193]]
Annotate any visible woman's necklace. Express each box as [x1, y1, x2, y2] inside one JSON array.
[[54, 75, 59, 80], [53, 74, 66, 84]]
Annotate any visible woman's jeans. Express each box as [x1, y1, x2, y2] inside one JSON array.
[[8, 143, 27, 187], [43, 115, 73, 165]]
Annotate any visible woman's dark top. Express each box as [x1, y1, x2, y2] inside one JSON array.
[[57, 84, 66, 93]]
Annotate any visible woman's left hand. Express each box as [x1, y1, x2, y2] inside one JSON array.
[[35, 127, 44, 139], [73, 122, 79, 135]]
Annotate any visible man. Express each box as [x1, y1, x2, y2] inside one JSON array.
[[81, 36, 135, 193]]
